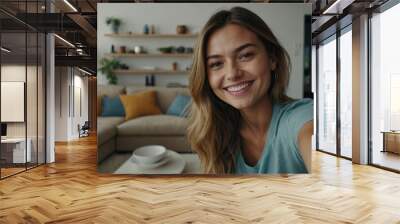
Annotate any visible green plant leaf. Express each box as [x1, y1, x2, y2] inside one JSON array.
[[98, 57, 123, 85]]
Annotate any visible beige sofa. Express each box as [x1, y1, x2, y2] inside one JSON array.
[[97, 85, 191, 164]]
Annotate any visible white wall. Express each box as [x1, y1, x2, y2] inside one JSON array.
[[55, 67, 68, 141], [55, 67, 89, 141], [98, 3, 311, 98]]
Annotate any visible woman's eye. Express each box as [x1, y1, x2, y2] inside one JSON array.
[[238, 52, 254, 61], [208, 61, 223, 70]]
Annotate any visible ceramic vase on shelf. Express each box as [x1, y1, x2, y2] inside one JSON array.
[[134, 46, 143, 54], [112, 26, 119, 34], [176, 25, 187, 34], [172, 62, 178, 71], [143, 24, 149, 34], [145, 76, 150, 86], [119, 46, 126, 54], [111, 45, 115, 53]]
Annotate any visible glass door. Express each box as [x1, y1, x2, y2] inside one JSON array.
[[1, 30, 28, 178]]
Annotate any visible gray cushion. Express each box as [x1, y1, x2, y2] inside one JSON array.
[[125, 86, 189, 113], [117, 115, 188, 136], [97, 117, 125, 145]]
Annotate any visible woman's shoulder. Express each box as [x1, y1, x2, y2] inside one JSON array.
[[283, 98, 313, 107], [274, 98, 313, 133], [278, 98, 313, 116], [272, 98, 313, 151]]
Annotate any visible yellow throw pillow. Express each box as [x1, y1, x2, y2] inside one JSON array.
[[119, 90, 162, 121], [97, 95, 102, 116]]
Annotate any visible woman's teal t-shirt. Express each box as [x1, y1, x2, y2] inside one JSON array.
[[235, 98, 313, 174]]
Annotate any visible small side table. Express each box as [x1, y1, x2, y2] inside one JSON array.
[[381, 131, 400, 154]]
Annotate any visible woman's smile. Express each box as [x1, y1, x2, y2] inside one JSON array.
[[223, 80, 255, 96]]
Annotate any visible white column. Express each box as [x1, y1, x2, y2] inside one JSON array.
[[352, 14, 369, 164], [45, 0, 56, 163], [46, 33, 55, 163], [312, 45, 317, 150]]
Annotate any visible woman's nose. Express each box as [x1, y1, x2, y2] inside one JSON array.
[[226, 61, 242, 81]]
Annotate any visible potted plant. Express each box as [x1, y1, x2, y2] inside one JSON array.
[[98, 58, 122, 85], [106, 17, 122, 33]]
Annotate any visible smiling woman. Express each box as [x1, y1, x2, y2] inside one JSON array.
[[188, 6, 313, 174]]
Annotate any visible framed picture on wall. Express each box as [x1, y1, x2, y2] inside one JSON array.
[[97, 3, 313, 175], [1, 81, 25, 122]]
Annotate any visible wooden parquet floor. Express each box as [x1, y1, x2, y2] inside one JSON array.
[[0, 167, 26, 178], [1, 135, 400, 223]]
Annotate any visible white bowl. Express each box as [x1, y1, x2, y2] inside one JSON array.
[[131, 155, 169, 169], [133, 145, 167, 164]]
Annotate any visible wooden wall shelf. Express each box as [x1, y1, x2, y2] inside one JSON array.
[[103, 32, 194, 81], [105, 53, 193, 58], [105, 33, 198, 38], [114, 69, 189, 75]]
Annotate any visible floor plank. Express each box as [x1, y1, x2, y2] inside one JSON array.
[[0, 135, 400, 223]]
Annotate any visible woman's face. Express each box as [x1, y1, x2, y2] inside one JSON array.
[[206, 23, 276, 110]]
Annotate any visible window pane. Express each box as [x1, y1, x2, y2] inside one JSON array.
[[371, 3, 400, 171], [340, 29, 352, 158], [317, 36, 337, 154]]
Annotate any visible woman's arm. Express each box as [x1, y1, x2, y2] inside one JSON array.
[[297, 120, 314, 172]]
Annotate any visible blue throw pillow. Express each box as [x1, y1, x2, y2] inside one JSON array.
[[166, 94, 191, 117], [101, 95, 125, 117]]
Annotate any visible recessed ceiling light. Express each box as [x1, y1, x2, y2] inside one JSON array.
[[63, 0, 78, 12], [323, 0, 343, 14], [1, 47, 11, 53], [78, 67, 92, 76], [54, 34, 75, 48]]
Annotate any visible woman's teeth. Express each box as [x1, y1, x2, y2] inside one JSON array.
[[226, 81, 251, 92], [224, 81, 253, 96]]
